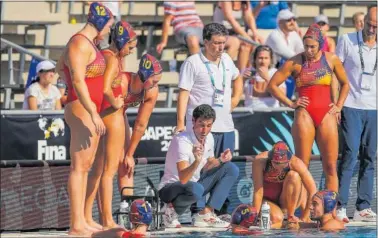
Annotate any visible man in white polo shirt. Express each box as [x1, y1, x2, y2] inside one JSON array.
[[336, 6, 377, 223], [175, 23, 243, 159], [159, 104, 239, 228]]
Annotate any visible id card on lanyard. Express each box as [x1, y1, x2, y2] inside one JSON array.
[[203, 57, 226, 107], [357, 31, 377, 91]]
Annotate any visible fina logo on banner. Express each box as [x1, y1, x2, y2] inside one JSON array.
[[37, 118, 67, 160]]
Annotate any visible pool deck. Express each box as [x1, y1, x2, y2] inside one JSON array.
[[1, 222, 376, 238]]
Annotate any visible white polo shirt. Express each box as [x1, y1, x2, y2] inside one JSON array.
[[336, 31, 377, 110], [179, 51, 239, 132], [265, 28, 304, 60], [158, 130, 215, 190]]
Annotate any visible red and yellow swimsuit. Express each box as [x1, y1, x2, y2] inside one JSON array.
[[63, 34, 106, 113], [100, 49, 124, 111], [295, 51, 333, 127], [122, 72, 145, 113]]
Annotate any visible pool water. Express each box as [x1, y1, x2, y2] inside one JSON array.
[[152, 227, 377, 238]]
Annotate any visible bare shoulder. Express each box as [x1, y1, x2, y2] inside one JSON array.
[[285, 53, 303, 76], [103, 51, 117, 64], [323, 51, 339, 61], [252, 152, 268, 167], [67, 34, 92, 53], [289, 155, 302, 170], [328, 36, 336, 45], [325, 52, 343, 69], [284, 53, 303, 70]]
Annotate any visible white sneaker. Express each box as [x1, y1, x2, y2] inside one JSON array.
[[353, 208, 377, 222], [162, 203, 181, 228], [192, 212, 230, 228], [336, 207, 350, 223]]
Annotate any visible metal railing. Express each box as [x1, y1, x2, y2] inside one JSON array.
[[1, 38, 56, 109], [1, 38, 56, 85]]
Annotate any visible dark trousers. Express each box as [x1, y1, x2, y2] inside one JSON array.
[[338, 107, 377, 211], [159, 162, 239, 215]]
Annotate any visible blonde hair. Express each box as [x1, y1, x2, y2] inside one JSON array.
[[352, 12, 365, 24]]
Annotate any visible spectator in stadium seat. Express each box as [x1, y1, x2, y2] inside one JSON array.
[[22, 60, 62, 110], [214, 1, 263, 70], [268, 24, 350, 194], [56, 2, 113, 236], [265, 9, 304, 99], [175, 23, 243, 158], [243, 45, 286, 109], [156, 2, 204, 55], [265, 9, 303, 61], [159, 104, 239, 228], [251, 1, 289, 29], [314, 15, 336, 53], [352, 12, 365, 31], [336, 6, 377, 223]]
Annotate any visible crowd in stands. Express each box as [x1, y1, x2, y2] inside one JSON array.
[[16, 1, 376, 236], [23, 1, 368, 111]]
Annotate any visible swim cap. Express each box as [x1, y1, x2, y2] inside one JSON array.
[[313, 190, 338, 214], [129, 200, 153, 225], [231, 204, 258, 228], [269, 141, 292, 164], [87, 2, 113, 33], [137, 54, 163, 83], [112, 21, 137, 51], [303, 23, 324, 49]]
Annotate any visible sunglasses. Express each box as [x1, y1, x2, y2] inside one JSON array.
[[286, 18, 296, 22], [39, 69, 55, 73], [317, 21, 327, 26]]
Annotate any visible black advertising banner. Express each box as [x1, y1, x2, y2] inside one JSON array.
[[1, 110, 338, 160], [127, 112, 178, 158], [0, 114, 70, 161]]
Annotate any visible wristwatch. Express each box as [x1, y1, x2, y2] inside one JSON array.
[[219, 158, 224, 165]]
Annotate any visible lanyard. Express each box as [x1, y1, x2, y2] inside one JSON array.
[[357, 31, 377, 76], [201, 54, 226, 90]]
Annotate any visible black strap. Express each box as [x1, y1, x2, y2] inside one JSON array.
[[357, 31, 377, 75]]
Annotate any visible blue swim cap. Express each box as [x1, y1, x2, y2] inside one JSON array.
[[137, 54, 162, 83], [231, 204, 258, 228], [129, 199, 153, 225], [314, 190, 338, 214], [112, 21, 137, 51], [87, 2, 113, 33]]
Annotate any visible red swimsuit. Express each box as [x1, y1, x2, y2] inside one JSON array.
[[295, 52, 333, 127], [263, 159, 291, 204], [123, 72, 145, 113], [63, 34, 106, 113], [100, 49, 124, 111]]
